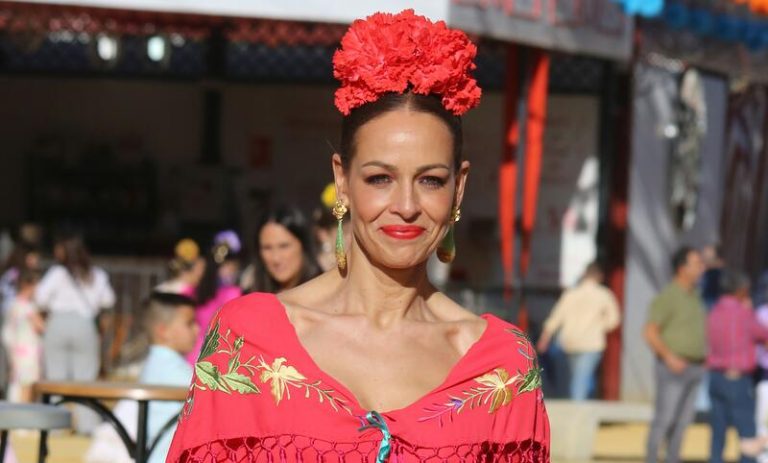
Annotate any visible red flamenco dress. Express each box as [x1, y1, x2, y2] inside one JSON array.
[[167, 293, 550, 462]]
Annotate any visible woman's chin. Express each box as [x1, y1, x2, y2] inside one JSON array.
[[375, 253, 430, 271]]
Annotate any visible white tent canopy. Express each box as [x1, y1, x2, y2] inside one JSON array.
[[9, 0, 633, 61], [11, 1, 449, 23]]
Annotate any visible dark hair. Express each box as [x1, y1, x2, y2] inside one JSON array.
[[248, 205, 320, 293], [671, 246, 696, 274], [1, 241, 39, 275], [54, 233, 93, 282], [196, 237, 241, 305], [582, 262, 604, 280], [720, 269, 751, 295], [143, 291, 197, 332], [313, 206, 336, 230], [16, 268, 41, 290], [339, 92, 463, 170]]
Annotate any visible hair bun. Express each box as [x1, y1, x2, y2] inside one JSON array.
[[174, 239, 200, 263], [333, 9, 482, 116], [321, 183, 337, 209]]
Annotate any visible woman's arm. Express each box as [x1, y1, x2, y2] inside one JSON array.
[[34, 266, 63, 309], [536, 294, 568, 352], [96, 268, 116, 309], [602, 291, 622, 332]]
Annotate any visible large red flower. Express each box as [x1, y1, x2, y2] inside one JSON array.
[[333, 9, 482, 116]]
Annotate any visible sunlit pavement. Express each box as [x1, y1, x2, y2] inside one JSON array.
[[5, 422, 742, 463]]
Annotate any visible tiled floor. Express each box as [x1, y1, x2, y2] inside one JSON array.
[[5, 422, 743, 463]]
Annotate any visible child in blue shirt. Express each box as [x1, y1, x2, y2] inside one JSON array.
[[86, 292, 199, 463]]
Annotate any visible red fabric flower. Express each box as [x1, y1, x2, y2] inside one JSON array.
[[333, 10, 482, 116]]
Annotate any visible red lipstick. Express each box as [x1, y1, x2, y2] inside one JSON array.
[[381, 225, 426, 240]]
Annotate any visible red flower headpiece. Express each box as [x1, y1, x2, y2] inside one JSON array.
[[333, 9, 482, 117]]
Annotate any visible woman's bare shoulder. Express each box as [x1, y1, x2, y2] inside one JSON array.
[[427, 292, 487, 353], [276, 272, 340, 326]]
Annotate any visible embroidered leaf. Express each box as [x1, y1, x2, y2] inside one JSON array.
[[223, 372, 260, 394], [199, 321, 221, 361], [228, 352, 241, 374], [196, 361, 228, 392], [489, 391, 504, 414], [182, 395, 194, 418], [517, 367, 543, 394], [233, 336, 245, 352]]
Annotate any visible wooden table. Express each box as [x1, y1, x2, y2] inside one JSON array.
[[34, 381, 187, 463]]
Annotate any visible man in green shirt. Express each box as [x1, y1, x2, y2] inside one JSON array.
[[644, 246, 706, 463]]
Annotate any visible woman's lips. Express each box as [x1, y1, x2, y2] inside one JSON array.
[[381, 225, 426, 240]]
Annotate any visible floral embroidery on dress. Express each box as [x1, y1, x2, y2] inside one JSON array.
[[506, 327, 543, 394], [258, 357, 352, 413], [418, 327, 543, 426], [182, 317, 351, 418]]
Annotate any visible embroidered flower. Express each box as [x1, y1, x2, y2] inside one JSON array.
[[333, 9, 481, 116], [419, 328, 544, 426], [475, 368, 519, 413], [259, 357, 307, 405]]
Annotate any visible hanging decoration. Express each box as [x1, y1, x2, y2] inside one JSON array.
[[660, 1, 768, 50], [611, 0, 665, 18]]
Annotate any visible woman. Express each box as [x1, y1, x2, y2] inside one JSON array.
[[187, 230, 242, 363], [169, 10, 549, 462], [241, 206, 321, 293], [35, 234, 115, 433]]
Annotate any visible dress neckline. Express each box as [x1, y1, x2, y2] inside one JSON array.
[[270, 293, 495, 417]]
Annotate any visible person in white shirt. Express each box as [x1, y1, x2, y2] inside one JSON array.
[[536, 262, 621, 400], [34, 234, 115, 434]]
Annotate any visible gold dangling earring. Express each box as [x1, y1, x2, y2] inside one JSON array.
[[332, 200, 348, 271], [437, 207, 461, 264]]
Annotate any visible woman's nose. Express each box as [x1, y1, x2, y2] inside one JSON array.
[[390, 184, 420, 220]]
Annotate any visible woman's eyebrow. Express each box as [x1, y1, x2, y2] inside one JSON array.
[[361, 161, 397, 171], [361, 161, 450, 174], [416, 164, 451, 174]]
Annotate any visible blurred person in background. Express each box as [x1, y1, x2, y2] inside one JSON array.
[[187, 230, 242, 363], [0, 242, 41, 312], [644, 246, 706, 463], [34, 233, 116, 434], [753, 285, 768, 462], [706, 270, 768, 463], [155, 238, 205, 298], [86, 292, 197, 463], [0, 241, 40, 397], [1, 269, 45, 403], [241, 206, 320, 293], [536, 262, 621, 400], [701, 244, 724, 310]]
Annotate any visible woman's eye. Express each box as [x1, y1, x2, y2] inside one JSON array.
[[365, 174, 391, 185], [420, 176, 448, 188]]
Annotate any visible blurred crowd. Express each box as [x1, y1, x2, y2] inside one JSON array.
[[536, 243, 768, 463], [0, 185, 346, 462], [4, 190, 768, 463]]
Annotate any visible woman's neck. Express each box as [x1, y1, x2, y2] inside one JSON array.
[[336, 241, 436, 328]]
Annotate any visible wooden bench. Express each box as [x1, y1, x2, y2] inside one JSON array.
[[546, 399, 652, 461], [35, 381, 187, 463]]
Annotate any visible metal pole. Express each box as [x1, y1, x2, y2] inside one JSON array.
[[135, 400, 149, 463], [37, 394, 50, 463], [513, 48, 531, 316]]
